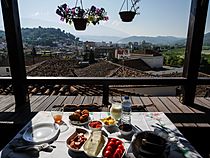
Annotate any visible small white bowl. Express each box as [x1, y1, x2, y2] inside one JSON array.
[[88, 120, 103, 131]]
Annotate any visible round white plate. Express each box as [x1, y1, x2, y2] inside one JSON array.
[[70, 117, 91, 126], [23, 123, 60, 144]]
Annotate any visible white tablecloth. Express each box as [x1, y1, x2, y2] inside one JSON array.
[[0, 112, 202, 158]]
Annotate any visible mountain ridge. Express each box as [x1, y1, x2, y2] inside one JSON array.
[[0, 27, 209, 46], [117, 35, 185, 45]]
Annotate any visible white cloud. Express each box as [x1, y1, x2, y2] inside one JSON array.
[[31, 11, 51, 18], [33, 12, 40, 16]]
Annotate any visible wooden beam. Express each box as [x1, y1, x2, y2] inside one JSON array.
[[182, 0, 209, 105], [1, 0, 30, 115], [102, 84, 109, 105], [2, 76, 210, 85]]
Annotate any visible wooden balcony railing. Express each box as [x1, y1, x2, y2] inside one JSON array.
[[1, 76, 210, 105]]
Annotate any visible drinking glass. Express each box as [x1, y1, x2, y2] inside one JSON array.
[[51, 106, 68, 132], [51, 106, 63, 124], [110, 102, 122, 121]]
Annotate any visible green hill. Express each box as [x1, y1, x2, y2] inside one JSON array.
[[21, 27, 76, 46]]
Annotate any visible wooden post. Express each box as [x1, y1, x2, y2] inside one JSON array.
[[1, 0, 30, 114], [103, 84, 109, 106], [182, 0, 209, 105]]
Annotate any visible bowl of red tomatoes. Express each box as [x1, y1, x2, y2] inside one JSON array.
[[103, 138, 125, 158], [88, 120, 103, 131]]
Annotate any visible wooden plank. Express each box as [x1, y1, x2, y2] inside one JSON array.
[[0, 96, 41, 123], [82, 96, 94, 105], [150, 97, 171, 113], [6, 95, 47, 124], [30, 95, 48, 112], [131, 96, 143, 107], [0, 96, 15, 112], [168, 97, 195, 113], [92, 96, 102, 105], [93, 96, 107, 111], [0, 95, 12, 105], [195, 97, 210, 109], [168, 97, 199, 127], [63, 96, 76, 105], [72, 95, 85, 105], [30, 95, 42, 103], [45, 96, 67, 111], [34, 96, 58, 111], [170, 96, 208, 128], [130, 96, 146, 111], [5, 95, 40, 112], [112, 96, 122, 103], [159, 97, 194, 127], [140, 97, 158, 112], [159, 97, 182, 113], [0, 95, 9, 101], [62, 96, 77, 111], [158, 97, 183, 127]]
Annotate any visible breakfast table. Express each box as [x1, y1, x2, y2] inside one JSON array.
[[0, 111, 202, 158]]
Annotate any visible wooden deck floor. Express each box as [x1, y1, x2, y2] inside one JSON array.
[[0, 95, 210, 128]]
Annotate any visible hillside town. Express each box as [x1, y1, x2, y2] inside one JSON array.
[[0, 30, 209, 98]]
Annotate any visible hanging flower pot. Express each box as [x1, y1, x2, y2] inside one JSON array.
[[119, 0, 140, 22], [119, 11, 136, 22], [56, 0, 109, 31], [72, 18, 88, 30]]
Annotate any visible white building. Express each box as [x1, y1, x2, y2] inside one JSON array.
[[0, 67, 11, 76]]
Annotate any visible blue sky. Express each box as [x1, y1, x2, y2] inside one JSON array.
[[0, 0, 210, 37]]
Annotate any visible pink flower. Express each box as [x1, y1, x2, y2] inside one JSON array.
[[60, 17, 64, 21], [65, 7, 69, 13], [104, 16, 109, 21], [71, 9, 76, 16], [96, 8, 100, 14]]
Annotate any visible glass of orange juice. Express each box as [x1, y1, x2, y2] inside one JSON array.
[[51, 106, 63, 124]]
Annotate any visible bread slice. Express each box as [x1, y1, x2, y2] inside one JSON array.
[[84, 131, 105, 157]]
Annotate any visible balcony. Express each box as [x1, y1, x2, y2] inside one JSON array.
[[0, 0, 210, 157]]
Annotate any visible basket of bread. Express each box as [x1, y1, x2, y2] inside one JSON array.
[[69, 109, 90, 125]]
